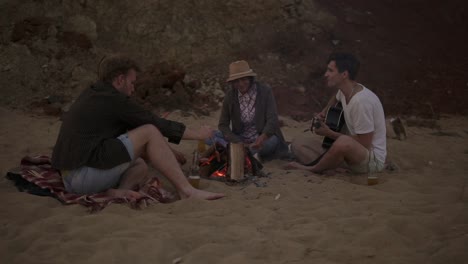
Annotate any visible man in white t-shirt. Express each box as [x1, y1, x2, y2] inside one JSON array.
[[286, 52, 386, 173]]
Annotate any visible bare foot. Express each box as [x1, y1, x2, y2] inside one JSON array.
[[283, 161, 312, 171], [181, 188, 225, 200], [106, 188, 143, 202], [138, 178, 177, 203]]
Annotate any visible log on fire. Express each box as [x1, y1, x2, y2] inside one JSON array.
[[229, 143, 245, 181]]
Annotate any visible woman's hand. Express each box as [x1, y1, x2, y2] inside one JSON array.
[[250, 134, 268, 150]]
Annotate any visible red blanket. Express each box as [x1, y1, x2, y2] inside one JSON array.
[[8, 155, 175, 212]]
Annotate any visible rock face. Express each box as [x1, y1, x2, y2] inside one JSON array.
[[133, 61, 227, 116], [0, 0, 467, 118]]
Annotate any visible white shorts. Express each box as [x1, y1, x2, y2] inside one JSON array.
[[349, 150, 385, 174], [62, 133, 135, 194]]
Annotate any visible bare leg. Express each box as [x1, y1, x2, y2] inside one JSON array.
[[284, 161, 314, 171], [312, 136, 367, 171], [285, 136, 368, 173], [118, 158, 150, 190], [106, 189, 142, 201], [102, 159, 149, 200], [127, 124, 224, 200]]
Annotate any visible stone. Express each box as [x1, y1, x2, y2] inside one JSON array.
[[64, 15, 98, 41]]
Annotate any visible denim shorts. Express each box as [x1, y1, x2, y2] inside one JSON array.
[[62, 134, 135, 194]]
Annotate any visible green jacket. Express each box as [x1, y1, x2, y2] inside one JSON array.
[[52, 81, 186, 170]]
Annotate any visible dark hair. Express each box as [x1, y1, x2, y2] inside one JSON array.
[[327, 52, 360, 80], [248, 76, 255, 86], [229, 76, 256, 88], [98, 54, 141, 83]]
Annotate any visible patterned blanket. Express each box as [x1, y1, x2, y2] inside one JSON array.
[[6, 155, 175, 212]]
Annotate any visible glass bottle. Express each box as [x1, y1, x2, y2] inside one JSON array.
[[197, 140, 206, 153]]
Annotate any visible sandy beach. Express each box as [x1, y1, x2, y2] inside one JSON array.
[[2, 1, 467, 263], [1, 106, 467, 264]]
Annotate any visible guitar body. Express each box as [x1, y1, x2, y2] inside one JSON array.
[[322, 103, 345, 149]]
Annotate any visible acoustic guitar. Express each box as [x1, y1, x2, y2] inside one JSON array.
[[305, 102, 345, 166], [312, 102, 346, 149]]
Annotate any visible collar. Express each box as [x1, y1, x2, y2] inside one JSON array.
[[92, 81, 121, 95]]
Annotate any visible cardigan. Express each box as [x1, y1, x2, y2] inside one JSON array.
[[218, 81, 287, 157]]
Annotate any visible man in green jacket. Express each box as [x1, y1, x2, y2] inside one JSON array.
[[52, 54, 224, 201]]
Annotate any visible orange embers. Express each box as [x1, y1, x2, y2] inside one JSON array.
[[201, 151, 253, 179]]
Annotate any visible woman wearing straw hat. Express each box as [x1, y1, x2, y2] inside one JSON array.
[[216, 60, 287, 162]]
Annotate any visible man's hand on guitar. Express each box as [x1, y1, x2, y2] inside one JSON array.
[[315, 111, 326, 121], [310, 112, 326, 133], [313, 120, 333, 137], [313, 103, 345, 148]]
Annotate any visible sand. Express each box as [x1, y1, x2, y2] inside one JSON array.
[[1, 106, 467, 264]]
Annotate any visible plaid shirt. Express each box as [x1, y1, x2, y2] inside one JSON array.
[[237, 84, 258, 143]]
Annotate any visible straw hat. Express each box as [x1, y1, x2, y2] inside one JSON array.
[[226, 60, 257, 82]]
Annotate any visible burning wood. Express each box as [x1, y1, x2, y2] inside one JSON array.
[[196, 143, 261, 182], [229, 143, 244, 181]]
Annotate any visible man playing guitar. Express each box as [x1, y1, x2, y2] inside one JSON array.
[[286, 53, 387, 174]]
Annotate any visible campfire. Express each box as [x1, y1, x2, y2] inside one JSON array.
[[195, 143, 261, 182]]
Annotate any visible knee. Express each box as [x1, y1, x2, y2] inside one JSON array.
[[331, 135, 353, 152], [139, 124, 162, 137], [134, 158, 149, 173]]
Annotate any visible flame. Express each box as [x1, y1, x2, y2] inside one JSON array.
[[211, 164, 227, 177], [199, 146, 255, 179], [245, 156, 252, 171], [212, 170, 226, 177]]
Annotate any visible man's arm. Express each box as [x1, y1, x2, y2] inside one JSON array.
[[315, 122, 373, 149], [181, 126, 213, 140], [117, 96, 186, 144], [317, 94, 338, 119]]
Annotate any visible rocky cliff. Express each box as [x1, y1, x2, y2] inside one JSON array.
[[1, 0, 466, 119]]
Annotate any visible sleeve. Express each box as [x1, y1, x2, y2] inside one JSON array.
[[218, 88, 242, 143], [117, 96, 186, 144]]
